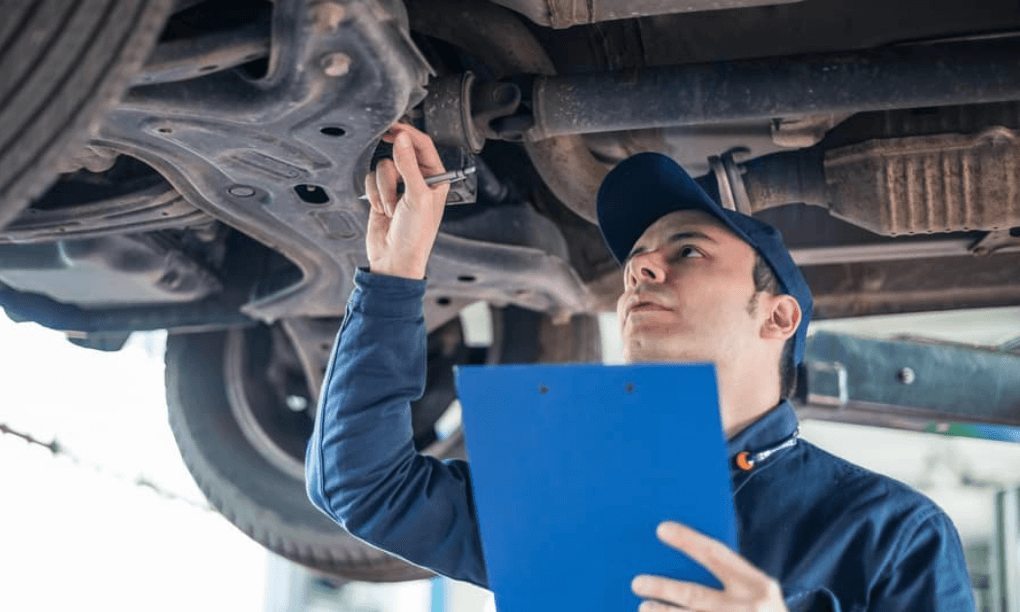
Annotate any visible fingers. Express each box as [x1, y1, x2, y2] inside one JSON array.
[[632, 575, 731, 612], [656, 522, 760, 586], [375, 158, 400, 216], [374, 124, 448, 215], [364, 171, 383, 215], [637, 600, 687, 612], [385, 123, 446, 176], [391, 131, 432, 209]]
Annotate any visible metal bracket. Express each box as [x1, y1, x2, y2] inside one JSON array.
[[708, 152, 752, 214], [279, 316, 342, 409], [969, 228, 1020, 256], [770, 114, 852, 148], [802, 359, 849, 407]]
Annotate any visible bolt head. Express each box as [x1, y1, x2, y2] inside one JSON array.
[[320, 52, 352, 77], [285, 395, 309, 412], [309, 2, 347, 33], [228, 185, 256, 198], [895, 367, 916, 385]]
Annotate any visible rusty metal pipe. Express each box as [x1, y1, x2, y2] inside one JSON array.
[[527, 38, 1020, 140]]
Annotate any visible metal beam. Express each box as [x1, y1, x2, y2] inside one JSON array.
[[526, 38, 1020, 140], [797, 331, 1020, 436]]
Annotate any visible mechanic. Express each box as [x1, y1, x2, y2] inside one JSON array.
[[305, 123, 975, 611]]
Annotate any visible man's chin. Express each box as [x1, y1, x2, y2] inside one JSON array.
[[620, 344, 693, 363], [623, 344, 709, 365]]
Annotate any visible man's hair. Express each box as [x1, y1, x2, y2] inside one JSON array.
[[750, 253, 797, 399]]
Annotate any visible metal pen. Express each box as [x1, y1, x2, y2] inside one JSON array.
[[358, 166, 477, 200]]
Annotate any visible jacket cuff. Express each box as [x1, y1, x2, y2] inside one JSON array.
[[349, 267, 427, 319]]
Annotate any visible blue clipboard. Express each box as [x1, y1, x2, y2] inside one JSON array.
[[454, 363, 736, 612]]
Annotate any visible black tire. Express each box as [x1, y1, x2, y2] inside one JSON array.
[[0, 0, 173, 227], [165, 307, 601, 582]]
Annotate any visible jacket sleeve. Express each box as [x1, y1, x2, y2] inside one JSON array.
[[869, 509, 975, 611], [304, 268, 489, 588]]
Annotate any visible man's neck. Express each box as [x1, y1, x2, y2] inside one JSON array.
[[717, 364, 782, 439]]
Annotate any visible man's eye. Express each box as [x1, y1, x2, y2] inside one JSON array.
[[677, 246, 703, 259]]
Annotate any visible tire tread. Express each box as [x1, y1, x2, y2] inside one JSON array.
[[0, 0, 172, 228]]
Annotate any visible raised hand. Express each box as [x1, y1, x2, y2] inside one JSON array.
[[363, 123, 451, 280]]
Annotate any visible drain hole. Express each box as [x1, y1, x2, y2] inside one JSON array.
[[321, 126, 346, 137], [294, 184, 330, 204], [458, 275, 476, 283], [238, 57, 269, 79]]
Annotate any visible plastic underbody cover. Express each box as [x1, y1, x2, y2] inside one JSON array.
[[0, 234, 222, 307]]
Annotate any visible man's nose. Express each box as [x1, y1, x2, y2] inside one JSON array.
[[626, 251, 666, 286]]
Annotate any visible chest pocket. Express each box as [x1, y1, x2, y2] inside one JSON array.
[[785, 587, 842, 612]]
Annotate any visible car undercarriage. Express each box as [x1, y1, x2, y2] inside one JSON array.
[[1, 0, 1019, 582]]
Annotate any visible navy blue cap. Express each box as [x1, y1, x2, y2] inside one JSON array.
[[596, 152, 813, 366]]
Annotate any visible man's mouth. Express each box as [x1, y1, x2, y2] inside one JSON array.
[[628, 300, 670, 314]]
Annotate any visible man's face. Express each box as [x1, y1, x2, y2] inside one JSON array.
[[616, 209, 761, 364]]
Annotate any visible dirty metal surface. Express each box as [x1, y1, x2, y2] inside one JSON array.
[[826, 127, 1020, 236], [526, 39, 1020, 140], [96, 0, 433, 322], [489, 0, 804, 29], [804, 252, 1020, 319], [0, 184, 210, 244]]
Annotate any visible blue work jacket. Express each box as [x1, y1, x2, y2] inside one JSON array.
[[306, 269, 975, 611]]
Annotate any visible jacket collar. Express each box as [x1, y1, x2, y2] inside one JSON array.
[[726, 400, 799, 460]]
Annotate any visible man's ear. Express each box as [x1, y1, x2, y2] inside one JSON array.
[[761, 294, 801, 341]]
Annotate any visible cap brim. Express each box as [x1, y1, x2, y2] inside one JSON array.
[[596, 152, 754, 264]]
